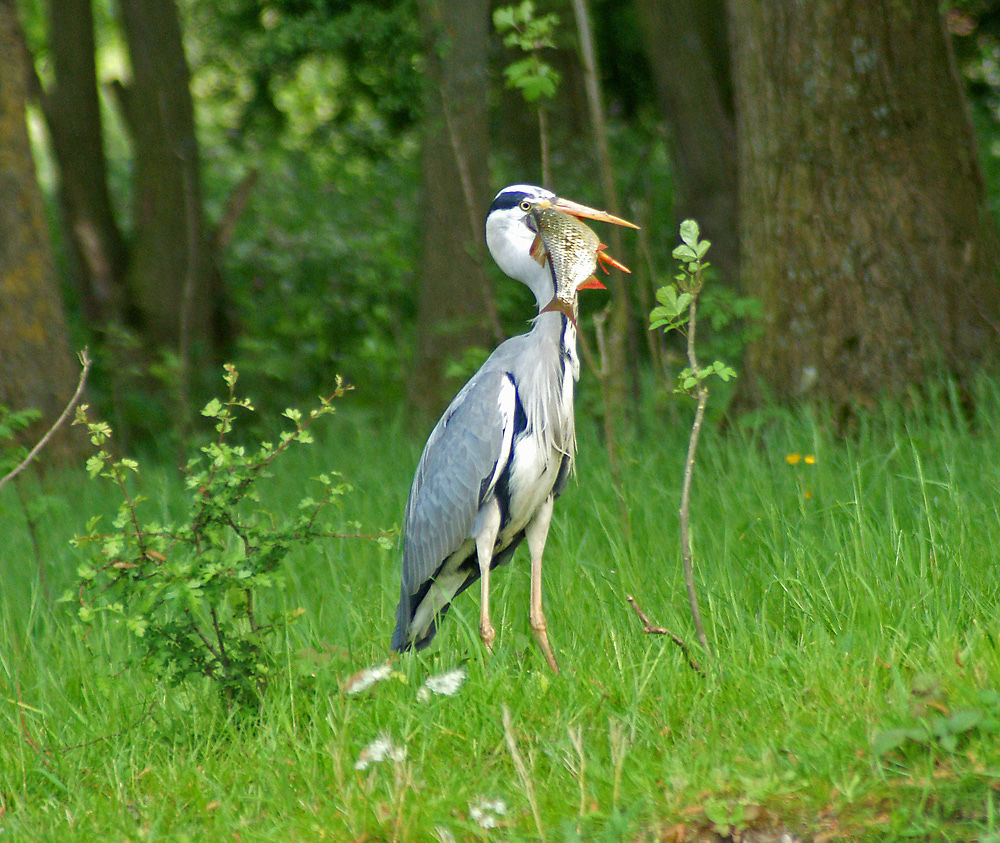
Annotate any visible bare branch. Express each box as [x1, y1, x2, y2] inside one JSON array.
[[626, 594, 705, 677], [0, 349, 92, 492], [679, 297, 711, 656], [213, 169, 258, 255]]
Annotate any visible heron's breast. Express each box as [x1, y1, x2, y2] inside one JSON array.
[[500, 429, 567, 535]]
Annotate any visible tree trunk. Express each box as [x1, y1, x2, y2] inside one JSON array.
[[116, 0, 221, 357], [636, 0, 739, 287], [0, 0, 80, 460], [44, 0, 127, 328], [410, 0, 493, 419], [729, 1, 1000, 408]]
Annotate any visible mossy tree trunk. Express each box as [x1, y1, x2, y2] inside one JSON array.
[[410, 0, 494, 419], [0, 0, 79, 460], [729, 1, 1000, 408], [636, 0, 739, 287], [115, 0, 222, 357], [44, 0, 127, 329]]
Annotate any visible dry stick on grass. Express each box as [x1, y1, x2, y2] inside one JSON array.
[[0, 348, 92, 493], [626, 594, 705, 677], [501, 705, 545, 841]]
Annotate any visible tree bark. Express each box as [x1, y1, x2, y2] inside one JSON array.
[[410, 0, 493, 418], [636, 0, 739, 287], [116, 0, 221, 356], [0, 0, 80, 460], [729, 1, 1000, 408], [44, 0, 127, 327]]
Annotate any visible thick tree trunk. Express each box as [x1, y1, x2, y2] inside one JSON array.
[[410, 0, 493, 418], [729, 1, 1000, 408], [0, 0, 80, 460], [116, 0, 220, 356], [45, 0, 127, 327], [636, 0, 739, 287]]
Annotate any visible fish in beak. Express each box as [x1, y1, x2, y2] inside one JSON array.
[[528, 195, 638, 290]]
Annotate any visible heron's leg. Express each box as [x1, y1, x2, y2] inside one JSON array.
[[474, 504, 502, 653], [525, 495, 559, 673]]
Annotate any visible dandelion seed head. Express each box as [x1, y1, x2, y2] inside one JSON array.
[[344, 662, 392, 695], [469, 796, 508, 829], [418, 667, 467, 702], [354, 734, 406, 770]]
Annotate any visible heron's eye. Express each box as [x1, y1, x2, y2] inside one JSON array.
[[519, 199, 532, 212]]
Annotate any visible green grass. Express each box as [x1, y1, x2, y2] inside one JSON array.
[[3, 379, 1000, 840]]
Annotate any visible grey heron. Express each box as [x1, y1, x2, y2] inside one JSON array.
[[391, 184, 636, 672]]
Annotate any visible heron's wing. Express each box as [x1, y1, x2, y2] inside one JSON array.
[[400, 362, 518, 597]]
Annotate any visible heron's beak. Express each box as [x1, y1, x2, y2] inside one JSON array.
[[549, 197, 639, 231]]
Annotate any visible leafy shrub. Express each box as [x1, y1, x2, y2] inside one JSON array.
[[70, 364, 354, 708]]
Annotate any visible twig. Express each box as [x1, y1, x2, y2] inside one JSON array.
[[57, 697, 158, 752], [626, 594, 705, 677], [539, 106, 551, 187], [437, 57, 503, 344], [213, 168, 258, 255], [501, 705, 546, 841], [0, 349, 92, 493], [680, 298, 711, 656], [571, 0, 630, 502]]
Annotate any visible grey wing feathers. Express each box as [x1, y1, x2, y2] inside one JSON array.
[[399, 365, 511, 598]]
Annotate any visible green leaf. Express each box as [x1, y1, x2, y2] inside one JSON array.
[[947, 708, 984, 734], [672, 244, 697, 262], [493, 7, 516, 31], [872, 728, 912, 756], [201, 397, 223, 418], [679, 219, 700, 248], [655, 284, 677, 309]]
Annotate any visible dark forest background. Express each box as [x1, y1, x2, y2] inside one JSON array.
[[4, 0, 1000, 455]]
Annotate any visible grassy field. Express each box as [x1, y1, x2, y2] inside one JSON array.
[[3, 377, 1000, 840]]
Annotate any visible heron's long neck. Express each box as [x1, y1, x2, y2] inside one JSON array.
[[530, 309, 580, 379], [521, 310, 579, 460]]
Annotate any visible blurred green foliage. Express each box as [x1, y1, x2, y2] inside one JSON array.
[[185, 0, 424, 410]]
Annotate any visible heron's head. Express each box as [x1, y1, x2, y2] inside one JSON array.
[[485, 184, 637, 309]]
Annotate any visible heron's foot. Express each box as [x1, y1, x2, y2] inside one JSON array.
[[479, 619, 496, 653], [531, 622, 560, 674]]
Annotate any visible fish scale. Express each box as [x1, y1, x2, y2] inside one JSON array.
[[530, 206, 602, 293]]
